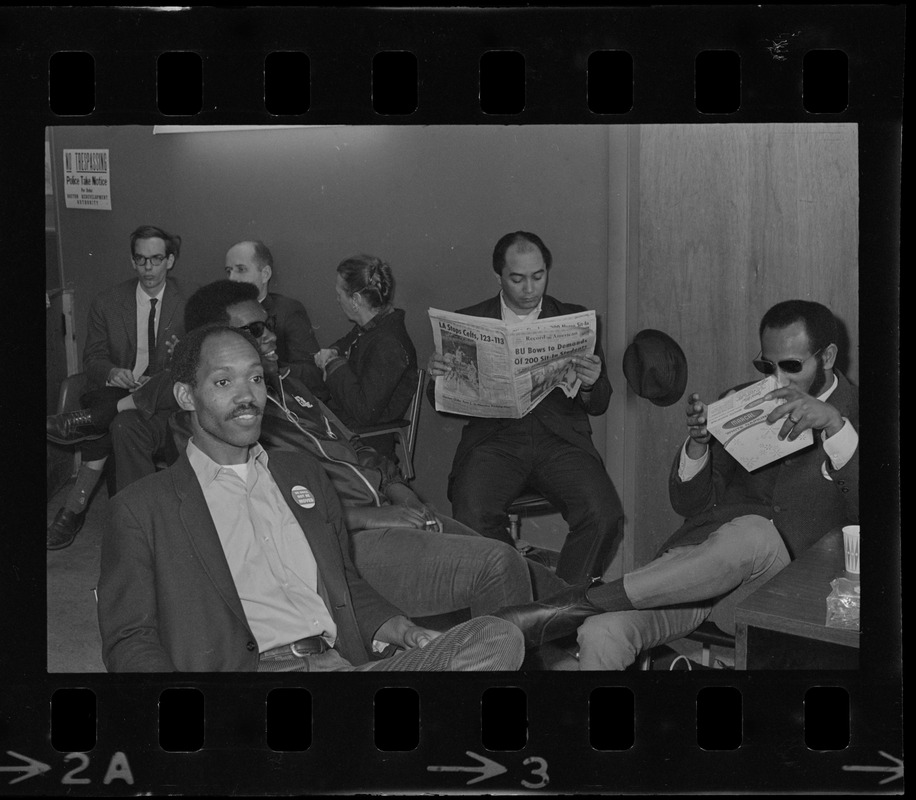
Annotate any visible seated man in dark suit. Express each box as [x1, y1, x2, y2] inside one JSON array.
[[225, 239, 324, 392], [45, 225, 193, 550], [427, 231, 624, 585], [494, 300, 859, 670], [97, 324, 524, 672]]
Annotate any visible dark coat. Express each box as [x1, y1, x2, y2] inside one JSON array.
[[324, 307, 418, 428], [261, 291, 324, 391], [662, 371, 859, 559], [430, 294, 612, 492], [97, 448, 403, 672], [83, 277, 192, 390]]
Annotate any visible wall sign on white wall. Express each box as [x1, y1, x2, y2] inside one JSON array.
[[63, 148, 111, 210]]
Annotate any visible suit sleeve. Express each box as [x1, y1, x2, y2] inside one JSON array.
[[97, 496, 177, 672], [324, 334, 413, 426], [579, 330, 612, 415], [825, 419, 859, 523], [130, 369, 179, 419], [668, 437, 739, 519], [83, 294, 122, 388]]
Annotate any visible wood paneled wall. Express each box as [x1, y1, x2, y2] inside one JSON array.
[[627, 123, 859, 566]]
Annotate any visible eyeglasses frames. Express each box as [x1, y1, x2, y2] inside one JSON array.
[[752, 348, 823, 375], [236, 316, 276, 339], [132, 253, 169, 267]]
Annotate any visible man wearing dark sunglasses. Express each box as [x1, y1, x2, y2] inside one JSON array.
[[225, 240, 324, 392], [46, 225, 196, 550], [493, 300, 859, 669]]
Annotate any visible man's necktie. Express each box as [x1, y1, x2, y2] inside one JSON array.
[[144, 298, 158, 376]]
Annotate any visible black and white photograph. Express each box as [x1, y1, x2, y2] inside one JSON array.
[[4, 4, 903, 796]]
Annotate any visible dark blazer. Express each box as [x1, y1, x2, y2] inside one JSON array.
[[83, 277, 192, 390], [430, 294, 612, 491], [663, 371, 859, 560], [97, 448, 403, 672], [262, 292, 324, 391]]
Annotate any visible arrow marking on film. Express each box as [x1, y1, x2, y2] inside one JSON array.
[[0, 751, 52, 785], [842, 751, 903, 785], [428, 750, 507, 785]]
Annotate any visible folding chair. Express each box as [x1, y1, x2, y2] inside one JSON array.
[[352, 368, 426, 481]]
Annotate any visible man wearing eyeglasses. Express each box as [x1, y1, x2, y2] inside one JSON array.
[[46, 225, 195, 550], [492, 300, 859, 669], [225, 240, 324, 393]]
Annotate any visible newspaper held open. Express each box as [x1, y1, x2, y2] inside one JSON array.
[[428, 308, 597, 418], [706, 375, 814, 471]]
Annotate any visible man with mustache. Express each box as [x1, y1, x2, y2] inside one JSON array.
[[97, 324, 524, 671], [108, 280, 563, 619], [493, 300, 859, 670]]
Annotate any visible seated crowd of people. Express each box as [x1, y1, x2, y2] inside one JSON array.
[[46, 225, 859, 673]]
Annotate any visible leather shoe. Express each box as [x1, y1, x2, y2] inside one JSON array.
[[492, 578, 607, 649], [47, 508, 86, 550], [46, 409, 107, 445]]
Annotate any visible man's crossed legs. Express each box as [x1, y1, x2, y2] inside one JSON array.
[[494, 514, 791, 669]]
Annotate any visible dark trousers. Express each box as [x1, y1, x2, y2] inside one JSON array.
[[78, 387, 130, 462], [109, 409, 178, 494], [449, 415, 623, 584]]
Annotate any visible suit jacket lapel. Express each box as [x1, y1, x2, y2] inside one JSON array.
[[119, 280, 138, 365], [171, 454, 250, 628], [539, 295, 561, 318], [267, 462, 339, 568], [154, 281, 180, 366], [266, 459, 340, 612]]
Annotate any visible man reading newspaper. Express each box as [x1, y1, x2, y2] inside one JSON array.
[[427, 231, 624, 585], [492, 300, 859, 669]]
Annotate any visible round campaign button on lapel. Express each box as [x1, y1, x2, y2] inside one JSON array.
[[292, 485, 316, 508]]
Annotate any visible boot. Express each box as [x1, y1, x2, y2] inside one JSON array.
[[492, 578, 606, 649], [46, 408, 108, 444], [47, 508, 86, 550]]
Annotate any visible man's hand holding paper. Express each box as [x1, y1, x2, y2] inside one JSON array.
[[763, 384, 847, 441], [706, 375, 815, 471]]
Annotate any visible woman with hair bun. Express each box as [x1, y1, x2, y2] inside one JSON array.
[[315, 254, 418, 458]]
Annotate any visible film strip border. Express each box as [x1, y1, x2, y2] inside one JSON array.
[[1, 6, 905, 123], [2, 4, 904, 796], [0, 675, 899, 794]]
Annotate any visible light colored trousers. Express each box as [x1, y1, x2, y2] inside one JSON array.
[[577, 515, 791, 670]]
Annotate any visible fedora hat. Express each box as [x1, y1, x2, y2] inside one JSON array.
[[622, 329, 688, 407]]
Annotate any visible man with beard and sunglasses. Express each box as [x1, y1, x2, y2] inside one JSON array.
[[491, 300, 859, 670], [106, 280, 564, 622], [97, 323, 524, 672]]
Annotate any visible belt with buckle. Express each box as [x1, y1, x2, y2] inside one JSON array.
[[261, 636, 330, 660]]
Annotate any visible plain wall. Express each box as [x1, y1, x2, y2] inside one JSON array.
[[48, 125, 624, 523]]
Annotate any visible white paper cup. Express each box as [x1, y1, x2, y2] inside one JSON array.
[[842, 525, 860, 574]]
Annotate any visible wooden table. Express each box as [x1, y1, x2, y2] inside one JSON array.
[[735, 530, 860, 669]]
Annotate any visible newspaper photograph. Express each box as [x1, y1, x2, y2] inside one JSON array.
[[707, 374, 815, 472], [428, 308, 597, 418]]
